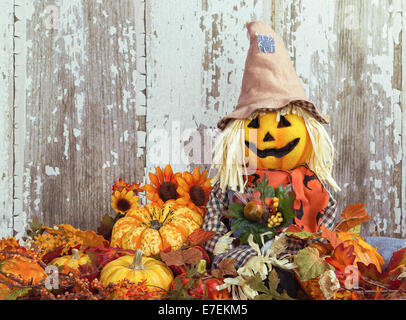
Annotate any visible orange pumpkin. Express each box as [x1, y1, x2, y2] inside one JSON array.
[[110, 200, 203, 256], [0, 257, 47, 285], [244, 112, 312, 170]]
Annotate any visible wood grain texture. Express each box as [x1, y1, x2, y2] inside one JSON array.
[[0, 0, 14, 237], [271, 0, 406, 237], [20, 0, 146, 231], [0, 0, 405, 239], [145, 0, 265, 175]]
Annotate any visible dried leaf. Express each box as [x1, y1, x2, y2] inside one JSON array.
[[267, 269, 280, 291], [211, 258, 238, 278], [284, 231, 321, 240], [294, 247, 333, 281], [336, 203, 370, 232], [187, 229, 216, 246], [182, 248, 203, 265], [160, 250, 185, 267]]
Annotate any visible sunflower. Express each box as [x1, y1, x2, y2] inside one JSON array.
[[175, 168, 212, 216], [143, 165, 182, 206], [111, 188, 139, 215]]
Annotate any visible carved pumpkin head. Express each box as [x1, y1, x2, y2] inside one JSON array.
[[244, 111, 312, 170], [212, 105, 340, 193]]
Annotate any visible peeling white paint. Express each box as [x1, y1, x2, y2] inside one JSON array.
[[45, 165, 60, 176]]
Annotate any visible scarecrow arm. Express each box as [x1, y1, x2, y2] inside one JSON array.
[[203, 182, 257, 270]]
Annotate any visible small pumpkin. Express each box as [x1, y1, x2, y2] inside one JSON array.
[[50, 249, 92, 273], [100, 250, 173, 296], [110, 200, 203, 256], [0, 257, 47, 285], [244, 112, 312, 170]]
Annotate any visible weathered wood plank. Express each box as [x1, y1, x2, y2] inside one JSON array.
[[145, 0, 265, 175], [0, 1, 14, 237], [20, 0, 146, 232], [272, 0, 406, 237]]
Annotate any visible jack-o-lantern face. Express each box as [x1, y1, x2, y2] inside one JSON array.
[[244, 112, 312, 170]]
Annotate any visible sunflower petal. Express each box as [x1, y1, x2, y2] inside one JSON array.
[[192, 168, 201, 184], [156, 167, 164, 184], [198, 170, 207, 185], [149, 173, 160, 188], [176, 177, 190, 192], [143, 184, 157, 193], [183, 172, 193, 185], [164, 164, 174, 181]]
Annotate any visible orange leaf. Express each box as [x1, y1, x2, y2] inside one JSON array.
[[336, 203, 370, 232], [325, 243, 356, 275], [187, 229, 216, 246], [320, 225, 343, 249]]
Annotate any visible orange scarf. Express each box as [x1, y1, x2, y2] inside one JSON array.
[[245, 165, 329, 233]]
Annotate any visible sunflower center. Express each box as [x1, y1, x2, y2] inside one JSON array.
[[158, 182, 178, 202], [150, 219, 162, 230], [117, 199, 131, 212], [190, 185, 206, 207]]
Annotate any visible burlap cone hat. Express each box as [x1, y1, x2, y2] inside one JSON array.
[[217, 21, 329, 130]]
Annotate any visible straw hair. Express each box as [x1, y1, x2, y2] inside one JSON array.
[[210, 105, 340, 193]]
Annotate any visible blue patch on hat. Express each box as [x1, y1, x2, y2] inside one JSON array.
[[257, 34, 275, 53]]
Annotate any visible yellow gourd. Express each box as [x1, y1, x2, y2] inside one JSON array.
[[100, 250, 173, 294]]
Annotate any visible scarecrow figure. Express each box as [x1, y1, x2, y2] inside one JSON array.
[[202, 21, 341, 296]]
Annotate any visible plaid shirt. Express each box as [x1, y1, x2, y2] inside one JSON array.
[[203, 179, 337, 270]]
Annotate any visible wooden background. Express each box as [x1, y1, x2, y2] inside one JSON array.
[[0, 0, 405, 239]]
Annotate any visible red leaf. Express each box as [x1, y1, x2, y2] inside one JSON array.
[[41, 246, 64, 264]]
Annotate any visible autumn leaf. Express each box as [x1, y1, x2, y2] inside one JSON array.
[[336, 232, 385, 273], [356, 262, 385, 290], [160, 250, 185, 267], [160, 248, 203, 267], [96, 214, 115, 240], [335, 203, 370, 232], [187, 229, 216, 246], [40, 224, 109, 249], [182, 248, 203, 265], [381, 248, 406, 288], [320, 225, 343, 249], [294, 247, 333, 281], [325, 243, 356, 274], [284, 231, 321, 241], [7, 288, 31, 300], [211, 258, 238, 278]]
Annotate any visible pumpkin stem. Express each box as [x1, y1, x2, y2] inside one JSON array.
[[71, 249, 80, 260], [129, 249, 145, 270]]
